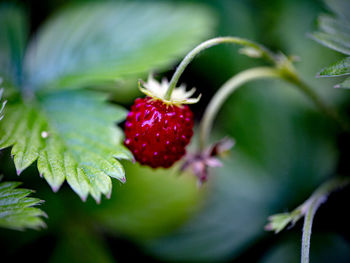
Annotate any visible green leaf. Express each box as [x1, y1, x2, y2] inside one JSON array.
[[318, 56, 350, 77], [311, 31, 350, 55], [0, 4, 28, 86], [0, 90, 132, 202], [335, 76, 350, 88], [23, 2, 214, 90], [0, 176, 46, 230], [311, 0, 350, 87]]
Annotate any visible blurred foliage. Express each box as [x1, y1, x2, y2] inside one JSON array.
[[91, 162, 201, 240], [311, 0, 350, 88], [1, 0, 350, 262], [0, 4, 27, 87], [23, 1, 214, 90], [50, 223, 114, 263], [145, 119, 336, 262]]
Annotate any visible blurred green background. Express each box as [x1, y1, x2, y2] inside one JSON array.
[[1, 0, 350, 262]]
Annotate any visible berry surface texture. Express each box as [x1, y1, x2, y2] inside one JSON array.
[[124, 97, 194, 168]]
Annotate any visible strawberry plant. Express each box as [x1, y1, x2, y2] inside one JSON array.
[[0, 1, 211, 203], [1, 0, 350, 262]]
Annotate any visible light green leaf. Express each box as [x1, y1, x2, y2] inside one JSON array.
[[0, 4, 28, 86], [23, 2, 214, 90], [0, 90, 132, 202], [0, 176, 46, 231], [311, 31, 350, 55], [318, 56, 350, 77]]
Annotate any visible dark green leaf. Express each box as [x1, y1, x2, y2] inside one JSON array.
[[318, 56, 350, 77], [24, 2, 214, 90], [0, 176, 46, 230], [0, 90, 132, 202], [0, 4, 28, 86]]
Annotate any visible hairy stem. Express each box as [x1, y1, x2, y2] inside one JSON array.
[[301, 197, 324, 263], [199, 67, 281, 150], [167, 36, 348, 149], [164, 37, 275, 100], [301, 177, 350, 263]]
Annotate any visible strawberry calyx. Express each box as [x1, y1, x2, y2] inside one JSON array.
[[138, 75, 201, 106]]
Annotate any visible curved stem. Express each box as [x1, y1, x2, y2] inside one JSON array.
[[199, 66, 349, 150], [199, 67, 281, 150], [301, 177, 350, 263], [167, 37, 348, 149], [164, 37, 275, 100], [301, 197, 323, 263]]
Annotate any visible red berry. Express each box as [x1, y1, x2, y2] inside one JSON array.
[[124, 97, 194, 168]]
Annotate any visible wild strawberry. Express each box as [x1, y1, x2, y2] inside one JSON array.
[[124, 75, 200, 168]]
